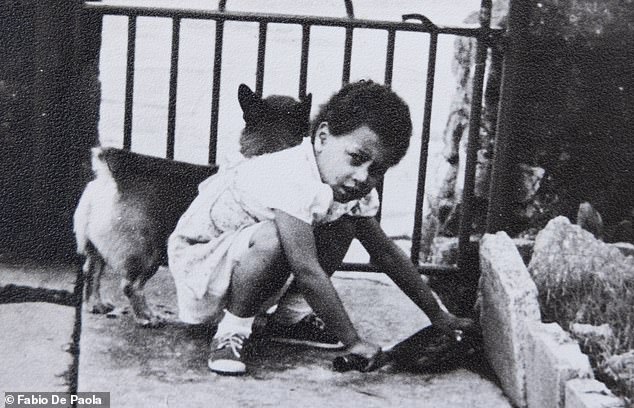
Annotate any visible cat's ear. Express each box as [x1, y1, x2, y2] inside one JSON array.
[[238, 84, 263, 121]]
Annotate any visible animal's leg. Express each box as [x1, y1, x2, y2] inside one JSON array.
[[121, 257, 163, 327], [83, 245, 115, 314]]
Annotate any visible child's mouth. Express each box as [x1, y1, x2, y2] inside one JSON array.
[[337, 186, 364, 201]]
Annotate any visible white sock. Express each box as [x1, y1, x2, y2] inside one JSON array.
[[214, 310, 255, 339]]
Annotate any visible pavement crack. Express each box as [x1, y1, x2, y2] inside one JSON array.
[[351, 388, 386, 399]]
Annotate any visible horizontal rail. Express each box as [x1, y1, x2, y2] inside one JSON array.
[[83, 3, 502, 38], [220, 0, 353, 17], [341, 262, 459, 277]]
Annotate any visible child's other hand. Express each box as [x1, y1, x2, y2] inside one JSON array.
[[431, 311, 475, 340]]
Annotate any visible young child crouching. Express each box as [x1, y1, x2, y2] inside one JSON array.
[[167, 80, 473, 375]]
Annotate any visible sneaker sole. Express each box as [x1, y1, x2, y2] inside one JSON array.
[[208, 359, 247, 375], [270, 336, 345, 350]]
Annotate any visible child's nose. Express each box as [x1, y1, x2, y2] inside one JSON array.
[[352, 165, 370, 185]]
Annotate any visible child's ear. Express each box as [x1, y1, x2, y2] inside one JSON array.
[[314, 122, 329, 152]]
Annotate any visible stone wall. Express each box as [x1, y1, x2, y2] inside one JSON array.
[[478, 231, 625, 407], [0, 1, 101, 261]]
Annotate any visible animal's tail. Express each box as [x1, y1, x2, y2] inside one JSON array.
[[73, 148, 113, 255], [90, 147, 113, 180], [73, 182, 94, 255]]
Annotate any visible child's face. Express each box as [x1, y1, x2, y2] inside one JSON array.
[[314, 123, 390, 202]]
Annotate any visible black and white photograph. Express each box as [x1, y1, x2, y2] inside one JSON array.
[[1, 0, 632, 407]]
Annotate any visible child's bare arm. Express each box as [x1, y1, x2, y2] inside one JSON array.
[[352, 216, 472, 334], [273, 210, 372, 349]]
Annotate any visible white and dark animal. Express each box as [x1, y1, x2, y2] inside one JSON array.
[[73, 84, 312, 326]]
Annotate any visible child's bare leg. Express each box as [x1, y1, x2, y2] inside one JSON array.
[[271, 216, 355, 325], [210, 221, 293, 375], [226, 220, 291, 318]]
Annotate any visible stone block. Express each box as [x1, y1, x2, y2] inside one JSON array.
[[479, 231, 542, 407], [565, 379, 625, 408], [525, 322, 594, 408], [0, 303, 76, 390]]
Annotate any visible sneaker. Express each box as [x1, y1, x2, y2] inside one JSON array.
[[208, 332, 249, 375], [263, 314, 345, 350]]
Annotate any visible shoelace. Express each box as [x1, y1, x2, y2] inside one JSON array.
[[215, 333, 245, 358], [307, 315, 326, 331]]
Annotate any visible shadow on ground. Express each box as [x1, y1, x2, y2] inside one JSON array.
[[78, 267, 511, 408]]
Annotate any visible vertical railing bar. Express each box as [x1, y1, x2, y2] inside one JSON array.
[[341, 0, 354, 85], [123, 15, 137, 150], [69, 8, 92, 394], [343, 0, 354, 18], [374, 28, 396, 223], [299, 24, 310, 98], [255, 22, 267, 97], [209, 17, 225, 165], [410, 32, 438, 264], [384, 28, 395, 87], [342, 26, 353, 85], [457, 0, 492, 272], [166, 16, 181, 160]]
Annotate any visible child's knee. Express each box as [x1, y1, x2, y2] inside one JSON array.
[[249, 221, 283, 259]]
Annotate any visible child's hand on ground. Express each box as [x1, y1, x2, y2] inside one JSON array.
[[431, 311, 476, 340]]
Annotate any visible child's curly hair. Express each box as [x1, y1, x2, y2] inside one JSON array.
[[311, 80, 412, 168]]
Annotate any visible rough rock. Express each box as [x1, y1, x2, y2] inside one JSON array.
[[576, 201, 604, 239], [528, 216, 634, 286], [479, 232, 542, 407], [605, 351, 634, 384], [610, 242, 634, 258], [569, 323, 614, 342]]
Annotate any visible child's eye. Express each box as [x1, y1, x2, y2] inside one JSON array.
[[349, 152, 366, 166]]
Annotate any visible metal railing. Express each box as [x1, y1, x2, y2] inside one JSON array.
[[81, 0, 503, 276]]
